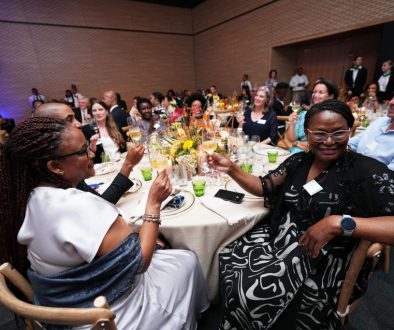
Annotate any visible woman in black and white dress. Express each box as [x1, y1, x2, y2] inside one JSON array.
[[209, 99, 394, 330]]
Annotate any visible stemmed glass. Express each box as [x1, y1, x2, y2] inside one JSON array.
[[290, 94, 301, 113], [89, 118, 101, 145], [202, 129, 218, 156], [127, 117, 142, 144], [147, 134, 170, 174]]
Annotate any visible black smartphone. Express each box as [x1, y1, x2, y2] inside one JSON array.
[[214, 189, 245, 204]]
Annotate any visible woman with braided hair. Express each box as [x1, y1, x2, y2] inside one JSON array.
[[0, 117, 208, 330], [208, 99, 394, 329]]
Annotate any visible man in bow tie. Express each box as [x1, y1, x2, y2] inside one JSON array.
[[344, 56, 367, 97], [377, 59, 394, 103]]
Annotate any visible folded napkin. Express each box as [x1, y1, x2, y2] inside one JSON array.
[[129, 190, 183, 223], [199, 196, 251, 225]]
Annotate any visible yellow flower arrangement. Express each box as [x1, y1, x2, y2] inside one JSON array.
[[166, 125, 202, 165]]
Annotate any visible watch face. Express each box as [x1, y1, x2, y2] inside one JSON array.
[[342, 217, 356, 230]]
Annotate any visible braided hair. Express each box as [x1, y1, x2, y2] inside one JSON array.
[[0, 117, 69, 275], [304, 99, 355, 130]]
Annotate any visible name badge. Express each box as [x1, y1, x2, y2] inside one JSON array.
[[366, 140, 378, 150], [303, 180, 323, 196], [257, 119, 266, 124]]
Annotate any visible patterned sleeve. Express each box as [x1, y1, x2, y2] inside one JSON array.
[[346, 157, 394, 217], [260, 153, 304, 209]]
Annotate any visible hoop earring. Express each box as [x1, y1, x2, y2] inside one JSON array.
[[347, 144, 351, 152], [305, 143, 310, 153]]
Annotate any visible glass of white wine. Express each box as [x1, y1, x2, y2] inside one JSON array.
[[202, 129, 218, 155], [128, 126, 142, 144], [150, 153, 169, 172], [290, 94, 301, 114]]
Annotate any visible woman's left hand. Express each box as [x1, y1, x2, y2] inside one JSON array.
[[299, 215, 341, 258]]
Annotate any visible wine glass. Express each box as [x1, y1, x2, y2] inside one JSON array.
[[128, 126, 142, 144], [147, 134, 170, 173], [290, 94, 301, 114], [249, 135, 260, 152], [89, 118, 101, 145], [202, 129, 218, 155]]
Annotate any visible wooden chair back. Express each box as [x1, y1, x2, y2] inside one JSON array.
[[0, 263, 117, 330], [337, 241, 384, 324]]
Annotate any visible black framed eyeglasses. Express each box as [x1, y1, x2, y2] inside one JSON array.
[[306, 129, 350, 143], [54, 144, 92, 159]]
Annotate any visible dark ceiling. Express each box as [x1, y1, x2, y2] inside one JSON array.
[[132, 0, 206, 8]]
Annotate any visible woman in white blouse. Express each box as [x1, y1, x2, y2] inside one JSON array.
[[84, 101, 126, 163]]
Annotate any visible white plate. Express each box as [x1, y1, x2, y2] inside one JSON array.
[[161, 190, 195, 217], [127, 179, 142, 194], [225, 179, 263, 200], [94, 162, 118, 176], [253, 145, 290, 156]]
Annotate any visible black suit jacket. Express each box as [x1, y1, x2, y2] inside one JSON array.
[[344, 67, 367, 96], [77, 173, 133, 205], [377, 73, 394, 102], [110, 105, 129, 140], [73, 108, 83, 124], [272, 98, 293, 134]]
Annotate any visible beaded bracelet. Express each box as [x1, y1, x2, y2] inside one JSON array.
[[142, 214, 161, 225]]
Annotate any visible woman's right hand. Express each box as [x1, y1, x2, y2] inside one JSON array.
[[146, 171, 172, 209], [288, 112, 299, 124], [207, 152, 233, 173], [236, 112, 245, 126]]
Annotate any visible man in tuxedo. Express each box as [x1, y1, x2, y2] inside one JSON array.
[[377, 59, 394, 103], [102, 90, 129, 140], [344, 56, 367, 97]]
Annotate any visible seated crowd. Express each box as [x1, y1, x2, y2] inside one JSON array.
[[0, 63, 394, 330]]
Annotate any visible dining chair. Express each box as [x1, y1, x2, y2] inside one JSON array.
[[337, 240, 384, 325], [0, 262, 117, 330], [213, 108, 237, 128]]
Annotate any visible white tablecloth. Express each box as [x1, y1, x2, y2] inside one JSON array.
[[86, 159, 269, 301]]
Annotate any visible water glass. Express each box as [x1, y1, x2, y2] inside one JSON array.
[[140, 167, 153, 181], [267, 150, 278, 163], [192, 177, 206, 197]]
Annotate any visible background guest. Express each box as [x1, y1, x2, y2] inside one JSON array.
[[272, 82, 293, 134], [289, 66, 309, 99], [265, 69, 278, 88], [349, 95, 394, 170], [237, 85, 278, 144], [74, 96, 91, 126], [136, 97, 166, 137], [28, 88, 46, 109], [240, 73, 252, 92], [116, 92, 128, 112], [83, 101, 126, 163], [377, 59, 394, 103], [101, 90, 129, 140], [344, 56, 367, 97], [286, 79, 338, 153]]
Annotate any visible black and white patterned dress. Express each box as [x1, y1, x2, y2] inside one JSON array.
[[219, 151, 394, 330]]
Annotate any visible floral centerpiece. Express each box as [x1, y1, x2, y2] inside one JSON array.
[[163, 124, 202, 175]]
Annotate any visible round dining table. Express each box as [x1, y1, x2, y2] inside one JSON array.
[[86, 146, 290, 301]]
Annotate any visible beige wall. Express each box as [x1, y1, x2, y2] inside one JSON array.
[[1, 0, 393, 122], [0, 0, 194, 122], [193, 0, 394, 96]]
